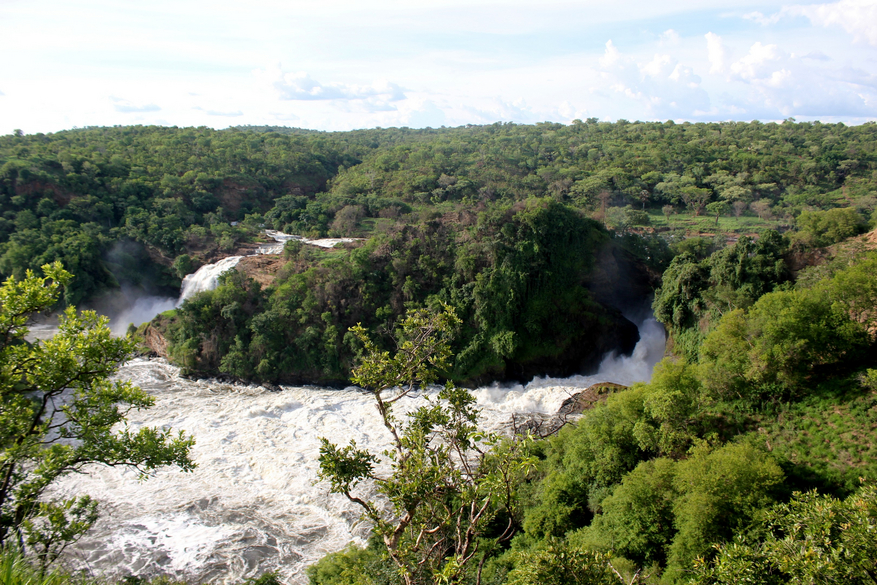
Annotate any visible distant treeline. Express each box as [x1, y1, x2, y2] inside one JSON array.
[[1, 120, 875, 304]]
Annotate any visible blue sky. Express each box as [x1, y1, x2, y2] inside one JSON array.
[[1, 0, 875, 134]]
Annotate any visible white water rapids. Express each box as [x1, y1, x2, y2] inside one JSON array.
[[49, 318, 665, 584]]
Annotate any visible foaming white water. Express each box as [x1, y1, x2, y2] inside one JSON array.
[[177, 256, 243, 305], [471, 317, 666, 416], [264, 229, 361, 249], [52, 318, 664, 584]]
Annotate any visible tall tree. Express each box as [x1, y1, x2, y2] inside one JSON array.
[[0, 262, 195, 568], [318, 305, 535, 585]]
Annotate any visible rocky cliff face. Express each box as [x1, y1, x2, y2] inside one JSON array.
[[587, 240, 662, 312], [139, 323, 170, 359]]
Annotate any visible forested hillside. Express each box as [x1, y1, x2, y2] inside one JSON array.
[[2, 120, 874, 305], [306, 236, 877, 585], [1, 120, 875, 382]]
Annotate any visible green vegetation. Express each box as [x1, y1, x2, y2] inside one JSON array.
[[2, 120, 876, 383], [1, 119, 874, 307], [0, 126, 349, 305], [318, 305, 535, 585], [693, 484, 877, 585], [652, 230, 790, 360], [0, 263, 194, 568], [792, 206, 867, 247], [2, 121, 877, 583], [307, 245, 877, 584], [162, 199, 637, 386]]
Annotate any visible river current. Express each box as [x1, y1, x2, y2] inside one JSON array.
[[48, 317, 665, 584]]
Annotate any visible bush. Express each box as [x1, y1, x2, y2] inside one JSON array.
[[794, 207, 865, 247], [699, 259, 873, 402]]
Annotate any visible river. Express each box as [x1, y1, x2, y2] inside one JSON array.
[[48, 318, 665, 584]]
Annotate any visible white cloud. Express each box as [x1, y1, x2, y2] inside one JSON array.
[[193, 107, 243, 117], [747, 1, 877, 46], [742, 11, 783, 26], [659, 29, 681, 46], [640, 54, 673, 78], [802, 51, 831, 60], [406, 100, 447, 128], [0, 0, 874, 134], [256, 66, 405, 103], [669, 64, 699, 87], [705, 32, 726, 74], [715, 38, 876, 119], [595, 41, 710, 119], [600, 40, 621, 68], [730, 42, 782, 81], [113, 101, 161, 113], [790, 0, 877, 46]]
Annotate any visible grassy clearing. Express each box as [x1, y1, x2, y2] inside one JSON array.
[[758, 377, 877, 494], [645, 208, 788, 236]]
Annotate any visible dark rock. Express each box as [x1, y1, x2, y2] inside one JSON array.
[[557, 383, 627, 415], [486, 308, 640, 386], [140, 324, 170, 359]]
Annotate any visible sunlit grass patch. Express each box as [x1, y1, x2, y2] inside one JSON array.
[[758, 376, 877, 493]]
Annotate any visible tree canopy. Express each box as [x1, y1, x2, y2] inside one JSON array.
[[0, 262, 195, 567]]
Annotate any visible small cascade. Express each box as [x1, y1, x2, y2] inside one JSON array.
[[177, 256, 244, 306], [264, 229, 361, 249], [173, 231, 359, 309]]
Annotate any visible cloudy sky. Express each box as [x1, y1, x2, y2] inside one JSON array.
[[1, 0, 875, 134]]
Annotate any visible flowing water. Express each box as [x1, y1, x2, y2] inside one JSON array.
[[103, 231, 362, 333], [262, 230, 361, 251], [178, 256, 246, 305], [50, 316, 665, 584]]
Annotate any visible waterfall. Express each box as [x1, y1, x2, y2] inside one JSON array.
[[177, 256, 244, 306], [264, 229, 361, 249], [173, 230, 357, 307], [106, 230, 359, 331]]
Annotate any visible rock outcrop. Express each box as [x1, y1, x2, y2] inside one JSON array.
[[511, 382, 628, 438], [235, 254, 286, 288], [139, 323, 170, 359]]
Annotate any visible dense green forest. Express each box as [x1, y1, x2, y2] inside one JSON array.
[[1, 121, 876, 583], [162, 199, 648, 385], [1, 119, 874, 308], [5, 119, 871, 383]]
